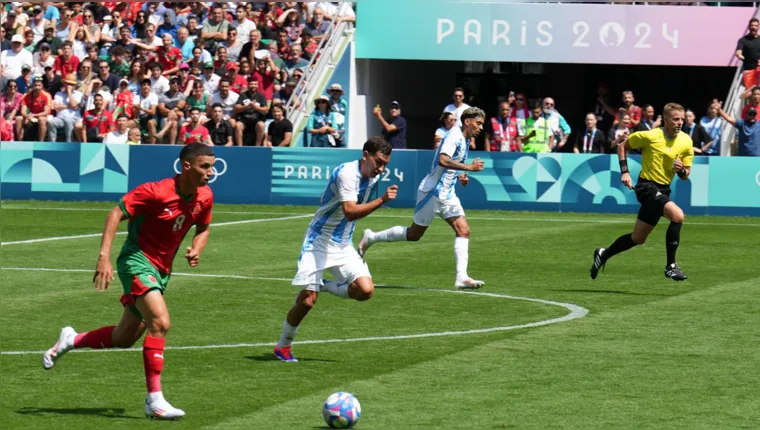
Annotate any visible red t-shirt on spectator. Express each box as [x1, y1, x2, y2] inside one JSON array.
[[626, 105, 642, 129], [21, 91, 53, 114], [179, 124, 210, 145], [54, 55, 80, 77], [156, 46, 182, 73], [253, 70, 275, 100], [742, 103, 759, 120], [230, 74, 248, 95], [83, 109, 115, 135]]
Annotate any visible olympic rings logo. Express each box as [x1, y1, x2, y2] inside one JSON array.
[[173, 158, 227, 184]]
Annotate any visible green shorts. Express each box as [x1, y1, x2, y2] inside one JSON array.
[[117, 253, 170, 320]]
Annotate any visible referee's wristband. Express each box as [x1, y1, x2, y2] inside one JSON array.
[[619, 159, 629, 174], [677, 169, 688, 179]]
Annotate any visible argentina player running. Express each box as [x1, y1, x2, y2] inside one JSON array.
[[359, 107, 486, 290], [274, 137, 397, 362]]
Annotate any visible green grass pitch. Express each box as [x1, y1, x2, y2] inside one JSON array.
[[1, 201, 759, 429]]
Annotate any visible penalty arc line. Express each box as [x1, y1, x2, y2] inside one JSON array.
[[0, 214, 313, 246], [0, 269, 589, 356]]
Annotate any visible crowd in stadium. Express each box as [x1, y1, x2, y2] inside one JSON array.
[[0, 2, 354, 145]]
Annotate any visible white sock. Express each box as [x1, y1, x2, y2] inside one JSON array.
[[454, 237, 469, 280], [322, 280, 349, 299], [369, 226, 407, 243], [147, 391, 164, 404], [277, 320, 299, 348]]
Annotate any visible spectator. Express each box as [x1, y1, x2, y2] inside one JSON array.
[[35, 24, 62, 55], [16, 77, 52, 141], [227, 63, 248, 95], [97, 59, 120, 94], [373, 100, 406, 150], [75, 93, 114, 143], [607, 109, 632, 154], [82, 78, 113, 112], [233, 7, 256, 45], [574, 113, 606, 154], [213, 46, 236, 76], [55, 7, 77, 43], [268, 104, 293, 147], [1, 80, 22, 121], [328, 83, 347, 117], [132, 78, 158, 144], [156, 76, 187, 145], [593, 82, 615, 131], [113, 26, 136, 61], [283, 45, 309, 76], [306, 7, 331, 44], [33, 42, 55, 75], [253, 57, 279, 102], [125, 59, 147, 95], [235, 77, 269, 146], [272, 78, 300, 108], [717, 102, 760, 156], [54, 41, 79, 77], [176, 27, 194, 62], [102, 114, 130, 144], [635, 104, 662, 132], [541, 97, 571, 152], [209, 77, 239, 130], [683, 109, 712, 155], [1, 35, 34, 87], [125, 127, 142, 145], [48, 73, 83, 142], [740, 86, 760, 119], [15, 65, 33, 94], [308, 95, 339, 147], [519, 104, 553, 153], [41, 64, 62, 97], [600, 90, 641, 129], [240, 30, 262, 65], [736, 18, 760, 89], [280, 8, 305, 43], [485, 102, 520, 152], [22, 29, 36, 53], [74, 59, 95, 94], [434, 111, 456, 149], [27, 7, 47, 46], [205, 103, 235, 146], [148, 62, 170, 96], [141, 23, 161, 48], [222, 28, 243, 63], [444, 87, 471, 127], [510, 92, 529, 122], [185, 80, 210, 120], [201, 62, 221, 96], [179, 107, 213, 145], [699, 100, 724, 156], [201, 5, 230, 56], [300, 29, 318, 61]]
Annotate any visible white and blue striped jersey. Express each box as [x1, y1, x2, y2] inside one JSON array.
[[308, 160, 379, 245], [418, 126, 469, 199]]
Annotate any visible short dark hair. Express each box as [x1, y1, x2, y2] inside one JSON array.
[[453, 87, 464, 94], [750, 18, 759, 25], [61, 40, 73, 48], [461, 107, 485, 122], [117, 114, 129, 120], [111, 46, 126, 57], [211, 103, 223, 110], [219, 78, 231, 86], [752, 86, 760, 94], [140, 78, 152, 86], [273, 104, 287, 115], [93, 93, 104, 100], [180, 143, 215, 162], [190, 106, 202, 114], [149, 62, 164, 71], [363, 136, 392, 156]]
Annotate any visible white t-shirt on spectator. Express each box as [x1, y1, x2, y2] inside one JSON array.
[[0, 49, 34, 80], [210, 91, 240, 119], [234, 18, 256, 45], [134, 93, 159, 118], [150, 75, 170, 96], [201, 73, 221, 96], [444, 103, 471, 127], [53, 90, 84, 120], [33, 52, 56, 75], [307, 2, 356, 20], [103, 129, 129, 144], [84, 90, 114, 111]]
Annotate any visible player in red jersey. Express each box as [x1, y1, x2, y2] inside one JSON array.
[[42, 143, 216, 420]]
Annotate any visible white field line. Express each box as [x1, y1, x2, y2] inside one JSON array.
[[0, 214, 313, 246], [1, 205, 756, 227], [0, 268, 588, 356]]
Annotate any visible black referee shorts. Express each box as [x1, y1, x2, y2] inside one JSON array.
[[634, 178, 671, 227]]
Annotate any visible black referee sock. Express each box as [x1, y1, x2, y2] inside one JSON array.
[[605, 233, 637, 260], [666, 222, 682, 266]]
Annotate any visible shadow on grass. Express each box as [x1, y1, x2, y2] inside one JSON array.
[[245, 354, 337, 363], [557, 289, 671, 296], [16, 407, 140, 419]]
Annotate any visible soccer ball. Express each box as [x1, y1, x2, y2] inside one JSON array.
[[322, 392, 361, 429]]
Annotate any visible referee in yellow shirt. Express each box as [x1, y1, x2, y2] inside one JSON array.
[[591, 103, 694, 281]]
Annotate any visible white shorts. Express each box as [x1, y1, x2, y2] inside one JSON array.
[[413, 190, 465, 227], [292, 229, 371, 291]]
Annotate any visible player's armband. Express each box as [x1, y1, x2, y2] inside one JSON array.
[[619, 159, 629, 174]]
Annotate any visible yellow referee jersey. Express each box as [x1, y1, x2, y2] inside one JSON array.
[[628, 128, 694, 185]]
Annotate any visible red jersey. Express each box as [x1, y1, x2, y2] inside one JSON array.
[[230, 74, 248, 95], [253, 70, 275, 100], [119, 176, 214, 274], [54, 55, 80, 77], [179, 124, 210, 145], [83, 109, 115, 135], [156, 46, 182, 73], [21, 91, 52, 115]]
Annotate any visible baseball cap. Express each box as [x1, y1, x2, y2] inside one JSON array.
[[247, 75, 259, 83], [39, 42, 51, 49], [179, 63, 190, 70], [21, 64, 32, 71], [7, 10, 17, 18], [226, 62, 238, 70], [104, 15, 113, 21], [328, 83, 344, 93], [170, 76, 181, 84], [390, 101, 402, 109], [119, 78, 129, 86], [44, 64, 54, 70], [11, 34, 24, 44], [203, 62, 214, 69], [33, 6, 43, 14]]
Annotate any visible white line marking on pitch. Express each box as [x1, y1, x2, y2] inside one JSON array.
[[0, 214, 312, 246], [0, 269, 588, 356], [2, 205, 756, 227]]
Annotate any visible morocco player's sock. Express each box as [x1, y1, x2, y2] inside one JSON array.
[[73, 326, 115, 349], [604, 233, 637, 260], [322, 280, 349, 298], [143, 336, 165, 395], [454, 237, 470, 280], [666, 222, 682, 265], [277, 320, 299, 348], [369, 226, 407, 243]]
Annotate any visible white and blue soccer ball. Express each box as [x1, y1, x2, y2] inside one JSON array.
[[322, 392, 361, 429]]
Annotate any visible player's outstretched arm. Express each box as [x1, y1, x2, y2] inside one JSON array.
[[342, 186, 398, 222], [439, 154, 484, 172], [185, 225, 210, 267], [93, 206, 127, 291], [618, 139, 634, 190]]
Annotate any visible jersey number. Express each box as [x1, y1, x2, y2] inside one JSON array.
[[172, 215, 186, 232]]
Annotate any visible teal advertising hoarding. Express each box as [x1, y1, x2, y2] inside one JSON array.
[[1, 142, 759, 216], [356, 1, 753, 66]]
